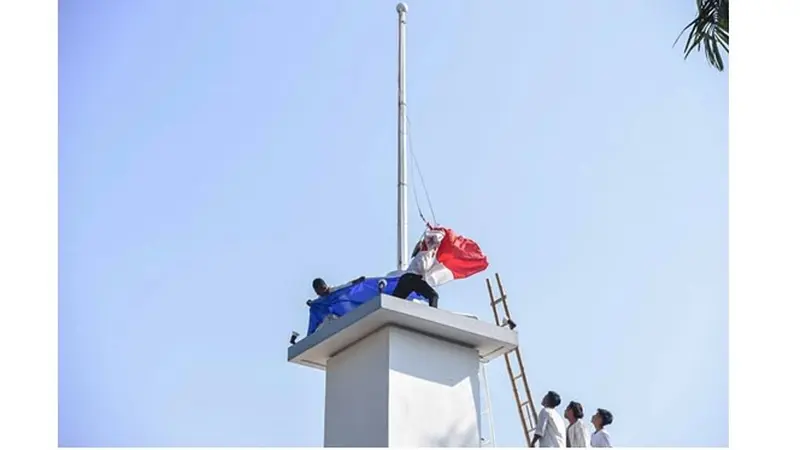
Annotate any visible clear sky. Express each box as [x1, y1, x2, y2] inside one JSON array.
[[59, 0, 728, 446]]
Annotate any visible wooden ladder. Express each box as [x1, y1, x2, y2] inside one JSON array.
[[486, 273, 538, 447]]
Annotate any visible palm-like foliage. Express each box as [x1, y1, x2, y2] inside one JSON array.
[[675, 0, 729, 71]]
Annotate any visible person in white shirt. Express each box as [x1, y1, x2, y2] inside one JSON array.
[[589, 408, 614, 448], [564, 401, 590, 447], [531, 391, 567, 448]]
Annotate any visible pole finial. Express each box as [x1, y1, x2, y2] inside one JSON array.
[[396, 2, 408, 14]]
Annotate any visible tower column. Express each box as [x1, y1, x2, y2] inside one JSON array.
[[288, 295, 518, 448]]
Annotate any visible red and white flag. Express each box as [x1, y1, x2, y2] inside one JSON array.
[[405, 226, 489, 287]]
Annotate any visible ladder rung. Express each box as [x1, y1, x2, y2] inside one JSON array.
[[519, 400, 530, 407], [513, 373, 524, 381], [491, 295, 506, 305]]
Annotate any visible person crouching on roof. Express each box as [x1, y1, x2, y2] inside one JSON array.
[[311, 276, 365, 298], [390, 240, 440, 308], [309, 276, 366, 329], [531, 390, 567, 448], [589, 408, 613, 448], [565, 401, 589, 447]]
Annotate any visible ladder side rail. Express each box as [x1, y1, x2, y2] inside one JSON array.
[[503, 352, 529, 446], [515, 350, 538, 426], [510, 350, 538, 433], [495, 273, 516, 330], [485, 279, 503, 326], [511, 350, 536, 445]]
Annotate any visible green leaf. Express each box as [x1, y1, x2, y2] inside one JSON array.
[[674, 0, 728, 72]]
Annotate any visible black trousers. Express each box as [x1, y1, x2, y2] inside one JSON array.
[[392, 273, 439, 308]]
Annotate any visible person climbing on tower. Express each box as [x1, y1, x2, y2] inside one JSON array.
[[310, 276, 366, 299], [389, 230, 443, 308], [305, 276, 368, 331], [391, 272, 439, 308]]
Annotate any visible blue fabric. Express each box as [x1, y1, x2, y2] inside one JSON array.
[[306, 276, 424, 336]]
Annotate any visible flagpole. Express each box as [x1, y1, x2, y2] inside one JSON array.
[[396, 2, 409, 271]]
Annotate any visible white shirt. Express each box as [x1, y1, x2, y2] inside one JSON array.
[[566, 420, 589, 447], [590, 429, 612, 448], [406, 229, 445, 276], [535, 407, 567, 447]]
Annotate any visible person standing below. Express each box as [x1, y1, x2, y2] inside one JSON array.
[[531, 391, 567, 448], [564, 401, 589, 447], [590, 408, 614, 448]]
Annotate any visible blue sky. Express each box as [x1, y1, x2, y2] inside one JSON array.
[[59, 0, 728, 446]]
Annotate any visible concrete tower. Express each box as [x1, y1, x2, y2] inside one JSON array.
[[288, 295, 518, 447]]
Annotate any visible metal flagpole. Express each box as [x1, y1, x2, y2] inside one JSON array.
[[396, 2, 409, 271]]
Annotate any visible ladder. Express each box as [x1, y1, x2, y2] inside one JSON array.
[[486, 273, 538, 447]]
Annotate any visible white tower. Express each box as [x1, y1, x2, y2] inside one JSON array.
[[288, 295, 517, 447]]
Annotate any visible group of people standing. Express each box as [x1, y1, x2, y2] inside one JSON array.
[[532, 391, 614, 448]]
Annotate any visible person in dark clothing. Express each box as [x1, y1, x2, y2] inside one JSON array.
[[390, 235, 441, 308], [391, 272, 439, 308], [312, 278, 329, 297], [311, 276, 366, 298]]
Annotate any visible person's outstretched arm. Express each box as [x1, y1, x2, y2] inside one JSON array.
[[329, 276, 366, 292]]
